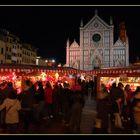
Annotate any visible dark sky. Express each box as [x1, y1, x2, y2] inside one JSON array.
[[0, 6, 139, 64]]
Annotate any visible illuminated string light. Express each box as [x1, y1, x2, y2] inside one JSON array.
[[55, 73, 59, 80]]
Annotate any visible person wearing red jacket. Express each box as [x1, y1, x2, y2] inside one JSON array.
[[44, 82, 54, 119]]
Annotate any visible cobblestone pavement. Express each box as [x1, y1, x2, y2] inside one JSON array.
[[80, 96, 97, 134]]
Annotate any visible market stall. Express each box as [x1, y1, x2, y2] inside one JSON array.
[[0, 64, 84, 93], [87, 66, 140, 98], [100, 76, 140, 92]]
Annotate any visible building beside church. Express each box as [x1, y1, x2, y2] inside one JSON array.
[[0, 28, 37, 65], [65, 10, 129, 71]]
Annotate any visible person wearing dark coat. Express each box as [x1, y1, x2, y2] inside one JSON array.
[[96, 96, 111, 133], [61, 82, 73, 125], [95, 84, 111, 134], [20, 80, 34, 133], [112, 97, 124, 129], [110, 82, 124, 104], [130, 86, 140, 133], [69, 90, 85, 133], [35, 81, 45, 120]]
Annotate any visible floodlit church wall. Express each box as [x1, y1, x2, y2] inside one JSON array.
[[113, 48, 126, 66], [83, 31, 89, 38], [84, 38, 89, 45], [66, 46, 69, 66], [66, 10, 129, 70], [104, 49, 110, 66], [69, 49, 80, 69], [79, 29, 84, 70]]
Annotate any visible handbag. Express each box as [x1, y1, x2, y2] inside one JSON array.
[[114, 113, 123, 128], [95, 118, 102, 129]]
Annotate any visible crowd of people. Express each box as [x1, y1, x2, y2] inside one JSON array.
[[0, 79, 85, 134], [1, 78, 140, 134], [95, 82, 140, 134]]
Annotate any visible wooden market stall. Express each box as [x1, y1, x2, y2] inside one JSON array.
[[87, 66, 140, 99], [2, 64, 140, 98], [0, 64, 84, 93]]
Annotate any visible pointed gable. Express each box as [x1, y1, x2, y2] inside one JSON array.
[[69, 40, 80, 50], [114, 38, 125, 47], [83, 15, 110, 30]]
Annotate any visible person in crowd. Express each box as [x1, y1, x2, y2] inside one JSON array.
[[131, 86, 140, 134], [110, 82, 125, 122], [52, 84, 59, 116], [0, 82, 6, 130], [0, 82, 16, 130], [122, 84, 133, 121], [117, 82, 125, 103], [95, 84, 112, 134], [19, 79, 34, 133], [124, 84, 133, 104], [112, 96, 124, 130], [71, 82, 82, 92], [109, 82, 117, 122], [88, 80, 94, 97], [3, 82, 15, 99], [35, 81, 45, 121], [110, 82, 124, 104], [44, 81, 54, 119], [30, 83, 37, 100], [57, 83, 63, 115], [0, 82, 7, 102], [110, 83, 117, 96], [69, 90, 85, 133], [0, 90, 21, 133], [61, 82, 73, 126], [133, 100, 140, 134], [29, 82, 40, 123], [81, 80, 88, 96]]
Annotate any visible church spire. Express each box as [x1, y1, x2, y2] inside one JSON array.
[[74, 38, 76, 42], [95, 9, 98, 16], [110, 16, 113, 25], [119, 22, 127, 43], [80, 18, 83, 27], [66, 38, 70, 48]]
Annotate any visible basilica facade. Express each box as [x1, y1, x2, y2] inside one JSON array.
[[65, 10, 129, 71]]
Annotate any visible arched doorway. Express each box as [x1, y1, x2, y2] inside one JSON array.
[[72, 60, 80, 69], [92, 56, 101, 69]]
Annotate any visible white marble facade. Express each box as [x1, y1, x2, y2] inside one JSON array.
[[66, 10, 129, 70]]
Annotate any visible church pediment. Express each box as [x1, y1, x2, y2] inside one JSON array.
[[69, 40, 80, 49], [114, 39, 125, 47], [83, 16, 110, 30], [66, 10, 129, 70]]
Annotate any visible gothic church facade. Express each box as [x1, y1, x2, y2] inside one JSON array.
[[65, 10, 129, 71]]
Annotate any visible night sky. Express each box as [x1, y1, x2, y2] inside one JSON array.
[[0, 6, 139, 65]]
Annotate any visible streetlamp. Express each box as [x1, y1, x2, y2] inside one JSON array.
[[51, 59, 56, 67], [52, 59, 55, 63]]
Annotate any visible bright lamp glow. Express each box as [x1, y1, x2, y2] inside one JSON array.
[[52, 59, 55, 63]]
